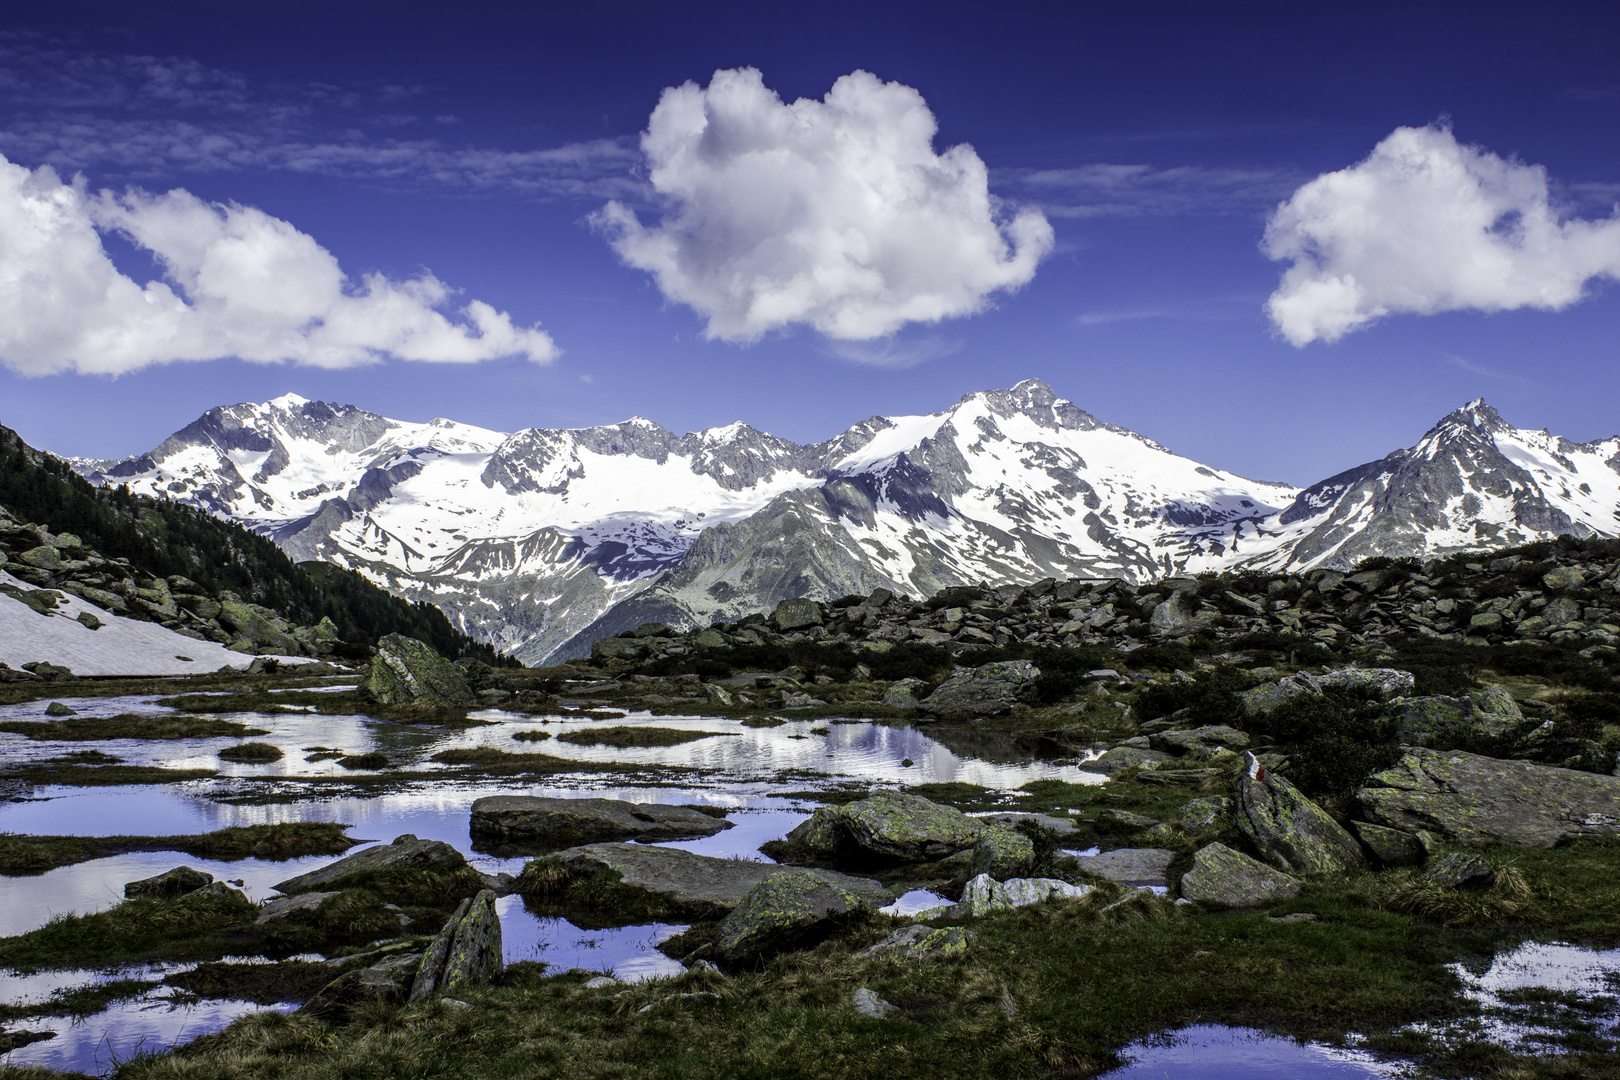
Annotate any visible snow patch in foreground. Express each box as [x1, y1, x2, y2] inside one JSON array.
[[0, 571, 311, 676]]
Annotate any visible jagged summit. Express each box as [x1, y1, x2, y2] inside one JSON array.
[[72, 386, 1620, 664]]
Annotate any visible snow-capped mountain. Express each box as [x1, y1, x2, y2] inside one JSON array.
[[74, 383, 1620, 664]]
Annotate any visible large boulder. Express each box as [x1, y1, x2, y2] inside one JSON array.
[[714, 872, 872, 965], [530, 843, 892, 921], [1235, 752, 1366, 875], [124, 866, 213, 899], [785, 792, 985, 864], [1395, 690, 1523, 749], [918, 661, 1040, 717], [1074, 848, 1175, 889], [1149, 589, 1209, 633], [1149, 725, 1251, 759], [1316, 668, 1415, 698], [952, 873, 1091, 917], [1348, 821, 1429, 867], [1357, 749, 1620, 847], [771, 598, 824, 632], [970, 824, 1035, 880], [469, 796, 732, 850], [408, 889, 503, 1001], [217, 598, 301, 656], [301, 950, 424, 1023], [1083, 746, 1174, 774], [1179, 843, 1299, 908], [357, 634, 476, 706], [1240, 673, 1323, 716], [273, 834, 467, 894]]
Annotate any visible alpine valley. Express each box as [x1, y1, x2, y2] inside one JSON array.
[[74, 380, 1620, 666]]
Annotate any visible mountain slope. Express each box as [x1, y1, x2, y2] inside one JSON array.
[[73, 384, 1620, 665]]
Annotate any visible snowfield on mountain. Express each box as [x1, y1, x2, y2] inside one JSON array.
[[78, 380, 1620, 664]]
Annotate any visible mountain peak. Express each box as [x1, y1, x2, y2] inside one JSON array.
[[1432, 397, 1509, 436], [266, 392, 311, 409]]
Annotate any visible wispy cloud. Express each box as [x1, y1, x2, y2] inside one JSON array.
[[999, 163, 1304, 219], [826, 335, 964, 369], [0, 33, 641, 201], [1443, 354, 1527, 383]]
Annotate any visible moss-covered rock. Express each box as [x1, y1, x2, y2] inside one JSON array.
[[1235, 751, 1366, 874], [409, 889, 503, 1001], [919, 660, 1040, 717], [714, 872, 868, 965], [1179, 842, 1299, 909], [786, 791, 985, 865], [357, 634, 476, 705]]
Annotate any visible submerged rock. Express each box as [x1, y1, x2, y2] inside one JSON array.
[[469, 796, 731, 849], [409, 889, 503, 1001], [785, 791, 985, 865], [714, 872, 873, 965], [273, 834, 467, 894], [1235, 752, 1366, 875], [918, 660, 1040, 717], [125, 866, 213, 899], [357, 634, 476, 706], [1357, 748, 1620, 847], [1178, 843, 1300, 909], [529, 843, 893, 921]]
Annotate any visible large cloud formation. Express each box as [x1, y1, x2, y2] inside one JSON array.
[[0, 154, 557, 376], [1264, 125, 1620, 345], [595, 68, 1053, 344]]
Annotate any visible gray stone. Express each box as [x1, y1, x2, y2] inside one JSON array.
[[1178, 796, 1231, 831], [255, 891, 339, 925], [1075, 848, 1175, 888], [1178, 843, 1300, 909], [1358, 748, 1620, 847], [124, 865, 213, 899], [852, 987, 899, 1019], [858, 924, 976, 961], [918, 660, 1040, 717], [75, 611, 101, 631], [532, 843, 892, 920], [301, 951, 424, 1023], [1240, 673, 1323, 716], [357, 634, 476, 706], [952, 873, 1091, 917], [771, 598, 824, 632], [1316, 668, 1415, 699], [714, 871, 873, 965], [273, 834, 467, 894], [408, 889, 503, 1001], [1082, 746, 1174, 773], [469, 796, 732, 850], [973, 812, 1081, 838], [970, 824, 1035, 880], [1348, 821, 1427, 867], [1425, 852, 1495, 890], [1396, 691, 1522, 748], [881, 678, 926, 708], [1097, 809, 1162, 831], [43, 701, 76, 717], [1149, 590, 1208, 632], [1543, 566, 1587, 591], [1150, 725, 1251, 759], [1235, 752, 1366, 875], [785, 791, 985, 864]]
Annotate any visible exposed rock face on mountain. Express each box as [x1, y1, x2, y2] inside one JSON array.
[[76, 386, 1620, 664]]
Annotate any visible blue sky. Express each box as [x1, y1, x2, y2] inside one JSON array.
[[2, 1, 1619, 485]]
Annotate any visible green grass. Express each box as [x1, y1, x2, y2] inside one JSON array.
[[0, 713, 268, 741], [427, 747, 695, 777], [0, 752, 218, 786], [553, 726, 733, 747], [218, 741, 285, 762], [0, 822, 358, 875], [0, 891, 257, 970]]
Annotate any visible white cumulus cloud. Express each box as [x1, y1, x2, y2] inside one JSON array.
[[1263, 125, 1620, 345], [595, 68, 1053, 344], [0, 153, 557, 376]]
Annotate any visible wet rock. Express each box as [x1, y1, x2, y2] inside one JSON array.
[[1425, 852, 1495, 890], [532, 843, 893, 920], [785, 791, 985, 864], [43, 701, 76, 716], [125, 865, 213, 899], [1349, 821, 1428, 867], [970, 824, 1035, 880], [1178, 843, 1300, 909], [273, 834, 468, 894], [852, 987, 899, 1019], [469, 796, 732, 850], [1074, 848, 1175, 888], [1235, 752, 1366, 874], [1178, 796, 1231, 831], [918, 660, 1040, 717], [408, 889, 503, 1001], [357, 634, 476, 706], [1082, 746, 1174, 773], [255, 891, 339, 925], [858, 924, 976, 961], [301, 951, 424, 1023], [1357, 748, 1620, 847], [714, 872, 873, 965], [952, 873, 1091, 917]]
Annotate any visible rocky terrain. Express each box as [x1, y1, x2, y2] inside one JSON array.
[[72, 382, 1620, 667]]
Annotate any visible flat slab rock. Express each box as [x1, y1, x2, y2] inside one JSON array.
[[470, 796, 731, 848], [549, 843, 894, 919], [1074, 848, 1175, 888], [273, 834, 466, 894], [1357, 748, 1620, 847], [1179, 842, 1300, 909]]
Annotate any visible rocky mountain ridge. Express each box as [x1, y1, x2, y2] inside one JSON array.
[[71, 383, 1620, 664]]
